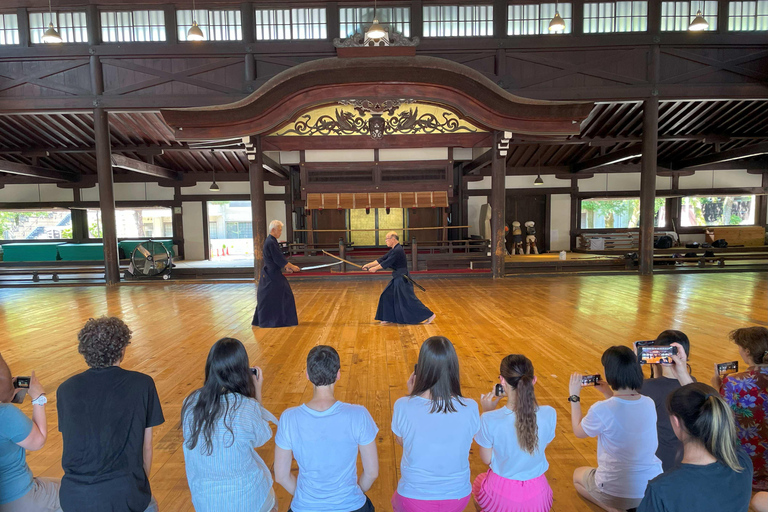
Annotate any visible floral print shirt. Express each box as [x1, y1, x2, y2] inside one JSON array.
[[720, 365, 768, 491]]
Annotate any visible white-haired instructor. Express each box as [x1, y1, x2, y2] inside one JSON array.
[[252, 220, 300, 328]]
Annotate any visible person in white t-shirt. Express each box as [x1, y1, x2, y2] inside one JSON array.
[[274, 346, 379, 512], [391, 336, 480, 512], [473, 354, 556, 512], [569, 345, 663, 512]]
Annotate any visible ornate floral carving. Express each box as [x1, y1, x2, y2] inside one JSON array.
[[333, 31, 419, 48]]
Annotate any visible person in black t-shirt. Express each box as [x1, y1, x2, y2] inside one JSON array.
[[637, 383, 753, 512], [57, 317, 165, 512]]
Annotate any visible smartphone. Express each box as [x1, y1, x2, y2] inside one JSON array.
[[638, 345, 678, 365], [10, 389, 27, 404], [716, 361, 739, 376], [14, 376, 30, 389], [494, 383, 505, 396], [633, 340, 656, 353], [250, 368, 259, 378], [581, 374, 601, 386]]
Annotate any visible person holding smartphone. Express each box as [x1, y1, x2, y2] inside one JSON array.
[[473, 354, 556, 512], [638, 331, 695, 472], [0, 353, 61, 512], [711, 326, 768, 493], [569, 346, 662, 512], [182, 338, 278, 512]]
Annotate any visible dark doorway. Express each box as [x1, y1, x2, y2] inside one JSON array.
[[505, 194, 548, 253], [314, 210, 347, 246]]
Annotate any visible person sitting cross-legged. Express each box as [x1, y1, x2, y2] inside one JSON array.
[[274, 345, 379, 512]]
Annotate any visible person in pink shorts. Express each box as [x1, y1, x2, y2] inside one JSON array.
[[472, 354, 556, 512]]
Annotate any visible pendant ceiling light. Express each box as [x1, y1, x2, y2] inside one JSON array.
[[534, 149, 544, 185], [187, 0, 205, 41], [366, 0, 387, 39], [549, 2, 566, 32], [209, 165, 220, 192], [688, 3, 709, 31], [41, 0, 62, 43]]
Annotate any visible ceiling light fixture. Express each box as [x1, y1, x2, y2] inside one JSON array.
[[365, 0, 389, 44], [688, 3, 709, 31], [41, 0, 62, 43], [187, 0, 205, 41], [534, 149, 544, 185], [549, 2, 566, 32], [209, 165, 220, 192]]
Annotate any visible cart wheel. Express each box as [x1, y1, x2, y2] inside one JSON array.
[[163, 274, 170, 280]]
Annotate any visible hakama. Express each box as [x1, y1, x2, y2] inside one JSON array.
[[374, 243, 433, 324], [252, 234, 298, 328]]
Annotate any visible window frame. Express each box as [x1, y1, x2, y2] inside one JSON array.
[[422, 3, 495, 37], [339, 5, 412, 38], [583, 1, 649, 33], [254, 7, 328, 40], [679, 194, 758, 228], [727, 0, 768, 31], [176, 8, 243, 42], [660, 1, 719, 31], [99, 9, 167, 43], [577, 195, 669, 231], [0, 13, 20, 45], [29, 10, 89, 44], [507, 2, 574, 35]]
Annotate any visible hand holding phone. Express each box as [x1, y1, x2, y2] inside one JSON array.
[[715, 361, 738, 376], [14, 376, 30, 388], [494, 383, 505, 396], [638, 345, 678, 365], [581, 374, 601, 386]]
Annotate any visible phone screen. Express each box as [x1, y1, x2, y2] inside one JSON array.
[[638, 345, 677, 365], [14, 376, 30, 389], [716, 361, 738, 376], [581, 374, 601, 386], [494, 383, 505, 396]]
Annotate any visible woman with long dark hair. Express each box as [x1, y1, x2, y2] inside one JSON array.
[[391, 336, 480, 512], [637, 383, 753, 512], [182, 338, 278, 512], [473, 355, 556, 512]]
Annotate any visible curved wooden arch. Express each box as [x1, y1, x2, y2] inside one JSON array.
[[161, 55, 594, 141]]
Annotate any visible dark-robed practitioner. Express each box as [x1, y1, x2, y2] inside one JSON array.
[[362, 231, 436, 325], [252, 220, 300, 328]]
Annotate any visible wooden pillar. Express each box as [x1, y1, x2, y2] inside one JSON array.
[[16, 8, 30, 47], [639, 97, 659, 275], [249, 137, 267, 280], [442, 207, 448, 243], [339, 238, 346, 273], [94, 108, 120, 284], [491, 131, 506, 278], [411, 237, 418, 272], [241, 2, 255, 43]]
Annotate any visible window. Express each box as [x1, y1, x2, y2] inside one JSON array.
[[423, 5, 494, 37], [0, 210, 73, 240], [254, 8, 327, 39], [163, 222, 174, 237], [680, 195, 756, 226], [728, 1, 768, 30], [207, 202, 254, 259], [661, 1, 718, 30], [29, 11, 88, 43], [101, 10, 166, 42], [0, 14, 19, 45], [225, 221, 253, 238], [208, 222, 218, 239], [340, 7, 411, 38], [580, 198, 665, 229], [177, 9, 242, 41], [86, 208, 173, 238], [583, 1, 648, 32], [508, 3, 573, 34]]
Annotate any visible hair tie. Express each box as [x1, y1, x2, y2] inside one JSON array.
[[703, 393, 717, 400]]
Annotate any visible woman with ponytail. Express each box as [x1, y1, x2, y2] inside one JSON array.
[[637, 383, 753, 512], [473, 355, 556, 512], [711, 326, 768, 491], [182, 338, 279, 512]]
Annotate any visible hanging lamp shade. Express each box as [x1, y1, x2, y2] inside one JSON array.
[[534, 175, 544, 186], [41, 22, 63, 43], [549, 11, 566, 32], [187, 21, 205, 41], [209, 181, 220, 192], [366, 19, 386, 39], [688, 10, 709, 31]]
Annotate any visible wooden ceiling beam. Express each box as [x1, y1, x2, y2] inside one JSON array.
[[262, 154, 289, 179], [462, 150, 492, 176], [669, 142, 768, 170], [0, 159, 79, 182], [110, 154, 182, 181], [571, 145, 643, 173]]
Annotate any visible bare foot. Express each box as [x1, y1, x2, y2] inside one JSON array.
[[424, 313, 436, 325]]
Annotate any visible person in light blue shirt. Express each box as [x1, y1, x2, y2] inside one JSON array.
[[0, 353, 61, 512], [182, 338, 279, 512], [274, 345, 379, 512]]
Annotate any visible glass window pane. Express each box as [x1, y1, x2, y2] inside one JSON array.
[[0, 210, 73, 239], [680, 195, 757, 226], [581, 198, 665, 228]]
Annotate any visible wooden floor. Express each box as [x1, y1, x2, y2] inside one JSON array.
[[1, 273, 766, 512]]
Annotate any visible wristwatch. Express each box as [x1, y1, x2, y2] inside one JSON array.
[[31, 393, 47, 406], [568, 395, 581, 403]]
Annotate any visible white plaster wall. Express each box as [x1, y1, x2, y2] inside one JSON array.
[[679, 170, 714, 189], [379, 148, 448, 161], [279, 151, 300, 164], [606, 172, 641, 191], [577, 174, 608, 193], [0, 184, 46, 202], [266, 200, 287, 236], [713, 169, 762, 188], [181, 201, 204, 261], [305, 149, 374, 162], [468, 196, 485, 236], [453, 148, 473, 161], [550, 194, 571, 251], [181, 181, 249, 195], [656, 176, 672, 190], [41, 184, 74, 202], [506, 175, 566, 189], [467, 177, 491, 190], [81, 187, 99, 201], [114, 183, 149, 201]]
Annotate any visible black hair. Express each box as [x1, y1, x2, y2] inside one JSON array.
[[411, 336, 464, 413], [668, 383, 743, 472], [307, 345, 340, 386], [651, 330, 691, 378], [500, 355, 538, 454], [602, 345, 643, 391], [182, 338, 256, 455]]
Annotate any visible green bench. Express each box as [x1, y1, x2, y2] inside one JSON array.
[[1, 242, 64, 262], [58, 243, 105, 261]]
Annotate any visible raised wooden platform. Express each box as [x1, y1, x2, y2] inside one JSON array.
[[1, 274, 766, 511]]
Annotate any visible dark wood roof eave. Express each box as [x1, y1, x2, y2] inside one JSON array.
[[161, 55, 594, 141]]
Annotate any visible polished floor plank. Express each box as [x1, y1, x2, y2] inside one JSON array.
[[1, 272, 765, 511]]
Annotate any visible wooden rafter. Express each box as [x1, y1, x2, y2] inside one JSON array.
[[571, 146, 643, 173], [110, 154, 182, 181], [0, 159, 79, 182], [670, 142, 768, 170]]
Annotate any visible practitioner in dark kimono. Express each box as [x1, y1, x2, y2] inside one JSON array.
[[252, 220, 300, 328], [362, 231, 436, 325]]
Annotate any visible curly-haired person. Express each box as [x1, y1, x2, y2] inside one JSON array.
[[56, 317, 164, 512]]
